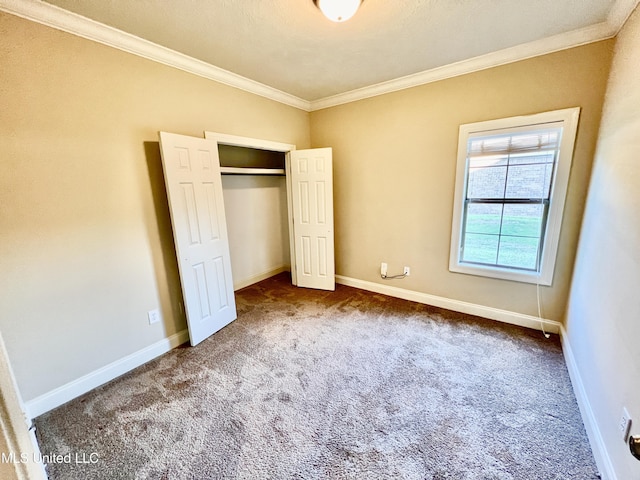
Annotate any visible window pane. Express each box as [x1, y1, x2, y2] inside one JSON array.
[[501, 204, 544, 238], [505, 163, 554, 198], [465, 203, 502, 234], [508, 151, 555, 166], [467, 166, 506, 198], [497, 235, 540, 270], [462, 233, 498, 264], [468, 155, 508, 168]]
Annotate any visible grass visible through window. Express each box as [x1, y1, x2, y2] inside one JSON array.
[[462, 207, 543, 270]]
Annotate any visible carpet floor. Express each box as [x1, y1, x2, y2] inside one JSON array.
[[35, 273, 599, 479]]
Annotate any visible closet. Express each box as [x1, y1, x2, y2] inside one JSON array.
[[216, 143, 290, 290], [205, 131, 335, 291], [158, 130, 335, 346]]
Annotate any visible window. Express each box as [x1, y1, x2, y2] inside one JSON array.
[[449, 108, 580, 285]]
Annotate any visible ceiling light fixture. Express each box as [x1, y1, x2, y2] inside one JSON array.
[[314, 0, 363, 22]]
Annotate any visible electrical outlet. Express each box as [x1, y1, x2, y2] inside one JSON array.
[[620, 407, 632, 441], [381, 262, 388, 277], [403, 266, 410, 276], [148, 309, 161, 325]]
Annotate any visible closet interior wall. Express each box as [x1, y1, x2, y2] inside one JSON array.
[[219, 146, 291, 290]]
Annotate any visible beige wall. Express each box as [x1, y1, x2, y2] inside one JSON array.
[[0, 12, 309, 402], [310, 40, 613, 321], [565, 5, 640, 479]]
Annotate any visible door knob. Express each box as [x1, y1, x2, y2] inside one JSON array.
[[630, 435, 640, 461]]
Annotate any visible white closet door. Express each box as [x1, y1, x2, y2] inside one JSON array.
[[290, 148, 335, 291], [159, 132, 237, 346]]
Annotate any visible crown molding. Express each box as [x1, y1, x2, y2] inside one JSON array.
[[2, 0, 637, 113], [0, 0, 312, 112], [309, 21, 615, 111], [607, 0, 640, 33], [310, 0, 640, 111]]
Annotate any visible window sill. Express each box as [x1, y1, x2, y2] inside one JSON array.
[[449, 262, 552, 286]]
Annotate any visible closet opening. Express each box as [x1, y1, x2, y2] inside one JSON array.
[[205, 131, 335, 291], [208, 134, 295, 290]]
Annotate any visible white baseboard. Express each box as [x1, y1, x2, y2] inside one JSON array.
[[25, 264, 288, 419], [234, 265, 289, 291], [25, 329, 189, 419], [560, 326, 616, 480], [335, 275, 562, 334]]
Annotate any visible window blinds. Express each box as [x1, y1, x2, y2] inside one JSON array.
[[467, 124, 563, 158]]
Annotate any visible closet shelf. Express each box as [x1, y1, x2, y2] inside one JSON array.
[[220, 167, 285, 176]]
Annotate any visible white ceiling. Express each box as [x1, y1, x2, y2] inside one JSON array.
[[5, 0, 639, 109]]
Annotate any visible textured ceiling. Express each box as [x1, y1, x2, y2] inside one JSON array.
[[41, 0, 617, 101]]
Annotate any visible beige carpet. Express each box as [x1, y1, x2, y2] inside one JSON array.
[[35, 273, 599, 479]]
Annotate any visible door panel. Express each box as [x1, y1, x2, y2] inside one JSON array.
[[159, 132, 237, 346], [290, 148, 335, 290]]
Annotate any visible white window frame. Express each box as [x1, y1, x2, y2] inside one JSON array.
[[449, 107, 580, 286]]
